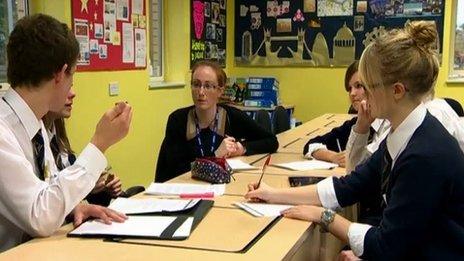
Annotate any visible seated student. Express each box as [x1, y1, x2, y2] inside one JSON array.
[[155, 60, 278, 182], [43, 89, 123, 207], [346, 86, 464, 174], [303, 61, 373, 167], [246, 21, 464, 260], [0, 14, 132, 252]]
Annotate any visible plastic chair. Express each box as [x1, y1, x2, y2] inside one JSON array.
[[120, 186, 146, 198], [272, 106, 291, 134], [444, 97, 464, 117], [255, 109, 272, 133]]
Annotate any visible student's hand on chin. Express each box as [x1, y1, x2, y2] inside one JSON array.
[[280, 205, 323, 222], [72, 203, 127, 227], [355, 100, 374, 134]]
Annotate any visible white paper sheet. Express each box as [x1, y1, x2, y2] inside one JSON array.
[[226, 159, 258, 170], [69, 216, 193, 238], [146, 183, 225, 196], [108, 198, 200, 214], [234, 202, 293, 217], [273, 160, 338, 171]]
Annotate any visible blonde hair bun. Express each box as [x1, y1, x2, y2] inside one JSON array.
[[405, 21, 438, 50]]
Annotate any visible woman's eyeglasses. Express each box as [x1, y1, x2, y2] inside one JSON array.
[[191, 80, 218, 90]]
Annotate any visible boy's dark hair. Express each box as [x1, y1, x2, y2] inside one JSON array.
[[7, 14, 79, 88]]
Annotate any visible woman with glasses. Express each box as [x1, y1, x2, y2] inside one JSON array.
[[155, 60, 278, 182]]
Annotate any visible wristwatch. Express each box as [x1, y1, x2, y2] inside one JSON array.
[[320, 208, 336, 232]]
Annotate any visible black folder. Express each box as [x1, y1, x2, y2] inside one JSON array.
[[67, 200, 213, 240]]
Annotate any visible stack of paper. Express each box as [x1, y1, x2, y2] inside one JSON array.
[[234, 202, 293, 217], [273, 160, 338, 171], [226, 159, 258, 171], [69, 216, 193, 238], [145, 183, 225, 196], [108, 198, 200, 214]]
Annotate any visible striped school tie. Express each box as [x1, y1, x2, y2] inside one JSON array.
[[32, 130, 45, 180]]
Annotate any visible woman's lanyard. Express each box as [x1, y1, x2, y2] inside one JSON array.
[[194, 109, 219, 157]]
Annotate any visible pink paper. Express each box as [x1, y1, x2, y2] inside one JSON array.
[[193, 1, 205, 39]]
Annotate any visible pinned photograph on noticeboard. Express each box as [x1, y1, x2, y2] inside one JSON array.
[[132, 0, 143, 14], [134, 28, 146, 68], [217, 28, 223, 42], [104, 0, 116, 44], [138, 15, 146, 29], [94, 23, 103, 38], [357, 1, 367, 13], [116, 0, 129, 21], [354, 15, 365, 31], [250, 12, 261, 30], [206, 23, 216, 40], [304, 0, 316, 12], [90, 39, 99, 54], [317, 0, 353, 17], [99, 44, 108, 59], [276, 18, 292, 33], [205, 2, 211, 17], [122, 23, 134, 63], [212, 2, 220, 24], [74, 19, 90, 65], [220, 0, 226, 10], [112, 31, 121, 45], [240, 5, 248, 17], [132, 14, 139, 27]]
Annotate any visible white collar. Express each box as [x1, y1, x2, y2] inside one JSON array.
[[386, 104, 427, 163], [3, 88, 41, 141], [370, 118, 388, 133]]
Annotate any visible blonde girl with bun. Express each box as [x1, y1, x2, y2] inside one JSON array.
[[244, 21, 464, 260]]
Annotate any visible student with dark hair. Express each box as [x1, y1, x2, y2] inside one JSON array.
[[155, 60, 278, 182], [246, 21, 464, 260], [303, 61, 377, 167], [0, 14, 132, 251]]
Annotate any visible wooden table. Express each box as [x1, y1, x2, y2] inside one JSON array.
[[0, 114, 353, 261]]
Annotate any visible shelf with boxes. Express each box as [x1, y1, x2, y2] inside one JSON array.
[[221, 76, 298, 132]]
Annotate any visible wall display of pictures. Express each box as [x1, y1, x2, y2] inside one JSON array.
[[191, 0, 227, 68], [235, 0, 445, 67], [71, 0, 147, 71]]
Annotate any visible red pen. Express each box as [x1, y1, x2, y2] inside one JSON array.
[[257, 154, 272, 188], [179, 192, 214, 198]]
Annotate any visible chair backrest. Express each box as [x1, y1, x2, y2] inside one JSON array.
[[255, 110, 272, 133], [272, 106, 291, 134], [444, 97, 464, 117]]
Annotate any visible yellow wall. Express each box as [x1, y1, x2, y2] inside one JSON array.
[[34, 0, 463, 188], [32, 0, 194, 187]]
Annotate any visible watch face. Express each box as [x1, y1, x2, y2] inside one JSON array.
[[323, 209, 335, 222]]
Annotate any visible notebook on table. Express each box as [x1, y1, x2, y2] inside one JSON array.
[[68, 200, 213, 240]]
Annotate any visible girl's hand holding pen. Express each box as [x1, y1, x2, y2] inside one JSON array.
[[244, 182, 275, 203]]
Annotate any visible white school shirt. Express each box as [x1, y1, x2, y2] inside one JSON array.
[[317, 104, 427, 257], [0, 89, 107, 252], [346, 98, 464, 173]]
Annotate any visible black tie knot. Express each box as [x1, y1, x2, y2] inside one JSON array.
[[32, 130, 45, 180]]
